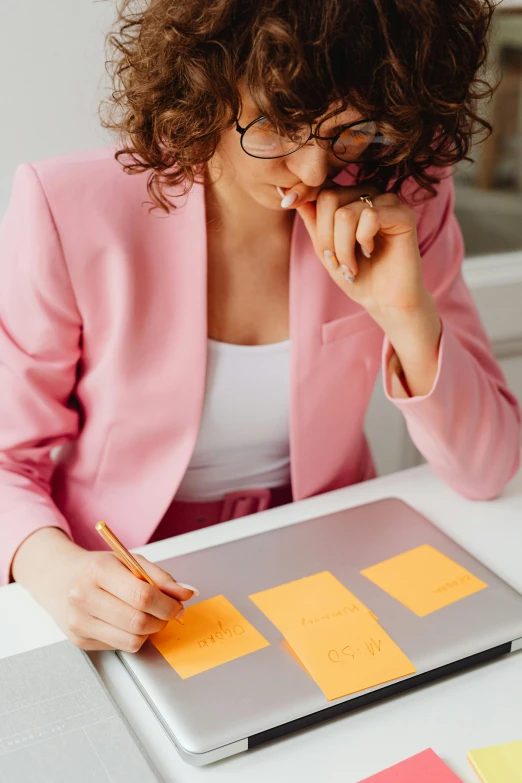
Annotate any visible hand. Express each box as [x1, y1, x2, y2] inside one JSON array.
[[12, 528, 195, 651], [283, 181, 442, 396], [292, 183, 428, 320]]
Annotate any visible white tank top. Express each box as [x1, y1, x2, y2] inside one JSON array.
[[174, 338, 291, 502]]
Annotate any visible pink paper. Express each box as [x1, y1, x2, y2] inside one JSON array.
[[359, 748, 463, 782]]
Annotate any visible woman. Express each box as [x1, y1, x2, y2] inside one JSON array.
[[0, 0, 519, 652]]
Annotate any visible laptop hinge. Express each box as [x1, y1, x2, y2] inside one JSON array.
[[248, 641, 512, 749]]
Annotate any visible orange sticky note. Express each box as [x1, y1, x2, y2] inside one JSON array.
[[284, 609, 415, 700], [150, 595, 269, 679], [249, 571, 376, 634], [250, 572, 413, 700], [361, 544, 488, 617]]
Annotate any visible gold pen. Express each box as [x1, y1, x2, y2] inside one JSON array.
[[95, 520, 184, 624]]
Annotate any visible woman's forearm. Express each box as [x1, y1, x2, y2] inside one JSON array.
[[11, 526, 82, 586], [372, 289, 442, 398]]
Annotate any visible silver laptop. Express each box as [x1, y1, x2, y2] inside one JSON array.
[[117, 498, 522, 765]]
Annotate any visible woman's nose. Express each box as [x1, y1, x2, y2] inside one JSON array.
[[285, 142, 330, 188]]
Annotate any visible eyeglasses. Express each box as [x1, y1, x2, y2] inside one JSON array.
[[235, 116, 394, 163]]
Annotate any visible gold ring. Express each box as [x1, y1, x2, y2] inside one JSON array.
[[359, 193, 374, 208]]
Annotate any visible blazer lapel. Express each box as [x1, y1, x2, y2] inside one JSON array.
[[118, 180, 210, 545]]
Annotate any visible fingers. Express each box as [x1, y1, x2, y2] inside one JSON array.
[[327, 201, 374, 279], [297, 186, 391, 266], [332, 207, 360, 279], [359, 201, 417, 238], [354, 204, 380, 258], [316, 186, 382, 258], [316, 189, 342, 271], [72, 584, 168, 636], [277, 178, 338, 211], [68, 636, 116, 652], [61, 551, 202, 652], [321, 195, 403, 282], [67, 609, 149, 653], [92, 555, 184, 622], [133, 555, 199, 602]]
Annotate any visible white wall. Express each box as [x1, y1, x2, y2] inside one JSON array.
[[0, 0, 114, 214]]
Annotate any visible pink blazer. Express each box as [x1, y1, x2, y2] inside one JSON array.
[[0, 146, 520, 585]]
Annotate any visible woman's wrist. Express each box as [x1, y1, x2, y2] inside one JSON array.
[[11, 527, 82, 587]]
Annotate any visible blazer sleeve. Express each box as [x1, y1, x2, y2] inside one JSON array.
[[381, 169, 521, 500], [0, 163, 81, 585]]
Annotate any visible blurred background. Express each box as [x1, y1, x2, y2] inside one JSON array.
[[454, 3, 522, 257], [1, 0, 521, 476]]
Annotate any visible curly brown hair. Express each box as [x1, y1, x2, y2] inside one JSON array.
[[100, 0, 499, 213]]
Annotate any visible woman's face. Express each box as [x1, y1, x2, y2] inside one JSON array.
[[209, 87, 365, 211]]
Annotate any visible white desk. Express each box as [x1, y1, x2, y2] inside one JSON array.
[[2, 463, 522, 782]]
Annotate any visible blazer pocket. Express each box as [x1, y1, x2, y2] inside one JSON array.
[[321, 310, 378, 345]]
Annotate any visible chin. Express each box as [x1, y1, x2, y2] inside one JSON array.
[[254, 191, 283, 210]]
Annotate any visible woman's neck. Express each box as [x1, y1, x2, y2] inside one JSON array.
[[204, 168, 294, 345]]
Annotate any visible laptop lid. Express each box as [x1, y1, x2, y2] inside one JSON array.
[[117, 498, 522, 764]]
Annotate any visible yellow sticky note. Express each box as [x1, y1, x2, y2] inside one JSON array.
[[361, 544, 488, 617], [249, 571, 376, 634], [468, 740, 522, 783], [150, 595, 269, 679], [284, 609, 416, 700]]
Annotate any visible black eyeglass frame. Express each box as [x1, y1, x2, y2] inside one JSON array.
[[235, 115, 381, 162]]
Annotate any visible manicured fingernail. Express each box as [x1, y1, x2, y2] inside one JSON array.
[[276, 186, 285, 198], [323, 250, 338, 270], [361, 245, 372, 258], [176, 582, 200, 596], [341, 265, 355, 283], [280, 191, 298, 208]]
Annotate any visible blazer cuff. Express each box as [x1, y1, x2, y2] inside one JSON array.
[[382, 321, 446, 404]]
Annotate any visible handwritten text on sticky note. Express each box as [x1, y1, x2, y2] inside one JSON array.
[[361, 544, 487, 617], [150, 595, 269, 679], [250, 572, 414, 700], [249, 571, 376, 635], [283, 609, 415, 700]]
